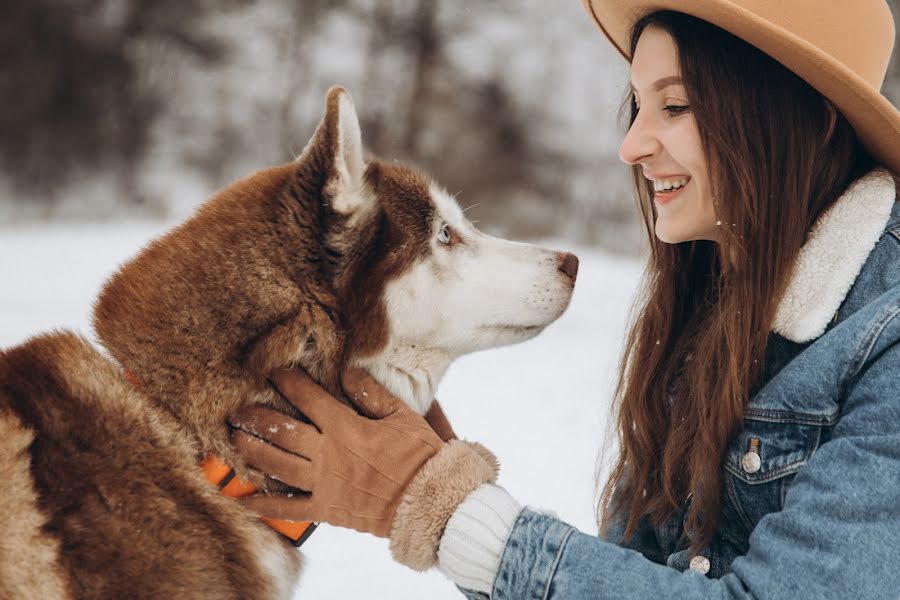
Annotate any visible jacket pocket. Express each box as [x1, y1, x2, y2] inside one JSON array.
[[723, 417, 823, 535]]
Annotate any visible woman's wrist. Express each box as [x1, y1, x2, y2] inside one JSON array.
[[388, 440, 499, 570], [437, 483, 523, 595]]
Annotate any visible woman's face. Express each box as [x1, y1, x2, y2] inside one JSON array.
[[619, 25, 720, 244]]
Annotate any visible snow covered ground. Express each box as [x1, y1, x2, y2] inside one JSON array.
[[0, 221, 644, 598]]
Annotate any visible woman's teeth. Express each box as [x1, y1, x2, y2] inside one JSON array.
[[653, 177, 690, 192]]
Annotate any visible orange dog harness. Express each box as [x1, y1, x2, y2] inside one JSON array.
[[124, 369, 316, 546], [199, 454, 317, 546]]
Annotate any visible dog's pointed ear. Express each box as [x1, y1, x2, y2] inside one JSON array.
[[298, 86, 369, 215]]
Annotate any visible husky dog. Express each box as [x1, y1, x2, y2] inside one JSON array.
[[0, 87, 578, 598]]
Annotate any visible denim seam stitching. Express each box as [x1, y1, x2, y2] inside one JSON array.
[[842, 302, 900, 387], [725, 474, 755, 536], [491, 509, 529, 598], [743, 409, 838, 426], [541, 527, 575, 600], [724, 459, 809, 484]]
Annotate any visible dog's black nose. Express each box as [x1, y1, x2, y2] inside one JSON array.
[[558, 252, 579, 281]]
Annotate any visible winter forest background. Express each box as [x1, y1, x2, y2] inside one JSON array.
[[4, 0, 636, 250], [6, 1, 900, 252], [8, 0, 897, 253]]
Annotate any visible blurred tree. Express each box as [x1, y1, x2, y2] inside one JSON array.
[[272, 0, 352, 160], [345, 1, 571, 238], [0, 0, 244, 205]]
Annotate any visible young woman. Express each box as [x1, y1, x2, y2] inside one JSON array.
[[230, 1, 900, 597]]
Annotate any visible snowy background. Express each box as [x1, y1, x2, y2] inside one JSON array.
[[0, 224, 641, 597]]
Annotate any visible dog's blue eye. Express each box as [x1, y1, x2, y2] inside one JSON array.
[[438, 224, 452, 245]]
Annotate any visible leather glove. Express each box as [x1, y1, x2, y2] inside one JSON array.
[[229, 367, 499, 570], [423, 399, 456, 441]]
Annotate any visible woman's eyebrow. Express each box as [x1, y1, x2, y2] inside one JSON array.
[[630, 75, 683, 93]]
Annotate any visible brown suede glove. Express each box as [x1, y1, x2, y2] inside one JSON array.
[[424, 400, 456, 441], [230, 367, 498, 570]]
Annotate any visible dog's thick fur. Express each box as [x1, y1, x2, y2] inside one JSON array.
[[93, 91, 432, 469], [0, 332, 295, 599], [0, 87, 576, 597]]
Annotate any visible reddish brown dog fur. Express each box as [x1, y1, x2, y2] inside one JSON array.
[[0, 332, 294, 599], [94, 88, 436, 469], [0, 87, 441, 598]]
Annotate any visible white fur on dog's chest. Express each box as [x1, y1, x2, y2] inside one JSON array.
[[358, 346, 451, 415], [251, 528, 301, 600]]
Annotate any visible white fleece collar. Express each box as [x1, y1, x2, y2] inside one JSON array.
[[772, 167, 896, 343]]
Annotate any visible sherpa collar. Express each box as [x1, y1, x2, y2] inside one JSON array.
[[772, 167, 897, 343]]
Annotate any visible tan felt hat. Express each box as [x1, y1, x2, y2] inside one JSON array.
[[580, 0, 900, 174]]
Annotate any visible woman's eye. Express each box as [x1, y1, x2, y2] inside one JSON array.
[[438, 224, 452, 245], [664, 105, 689, 115]]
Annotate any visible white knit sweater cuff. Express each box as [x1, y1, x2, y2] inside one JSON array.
[[437, 483, 523, 595]]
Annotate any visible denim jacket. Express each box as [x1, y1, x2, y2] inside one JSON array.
[[459, 169, 900, 599]]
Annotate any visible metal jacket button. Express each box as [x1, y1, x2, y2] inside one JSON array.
[[741, 451, 761, 473], [689, 555, 711, 575], [741, 437, 762, 473]]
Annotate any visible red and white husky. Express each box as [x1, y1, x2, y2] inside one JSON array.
[[0, 87, 577, 599]]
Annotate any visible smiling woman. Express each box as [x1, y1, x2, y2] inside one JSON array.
[[600, 8, 886, 562]]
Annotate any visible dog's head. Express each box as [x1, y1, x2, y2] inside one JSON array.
[[304, 87, 578, 412], [92, 85, 576, 432]]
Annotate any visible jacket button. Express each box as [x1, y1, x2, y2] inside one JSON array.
[[741, 451, 761, 473], [689, 555, 711, 575]]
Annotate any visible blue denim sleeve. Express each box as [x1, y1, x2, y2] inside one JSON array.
[[465, 334, 900, 600]]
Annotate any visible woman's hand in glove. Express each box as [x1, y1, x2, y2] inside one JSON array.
[[229, 367, 498, 570]]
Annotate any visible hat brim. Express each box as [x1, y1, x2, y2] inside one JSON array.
[[581, 0, 900, 175]]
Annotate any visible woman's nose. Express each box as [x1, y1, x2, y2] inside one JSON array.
[[618, 112, 661, 165]]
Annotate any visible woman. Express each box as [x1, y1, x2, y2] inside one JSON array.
[[230, 1, 900, 597]]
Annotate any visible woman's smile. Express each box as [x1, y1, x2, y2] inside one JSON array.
[[654, 177, 690, 205]]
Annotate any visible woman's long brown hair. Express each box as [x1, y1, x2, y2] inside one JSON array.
[[597, 10, 882, 555]]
